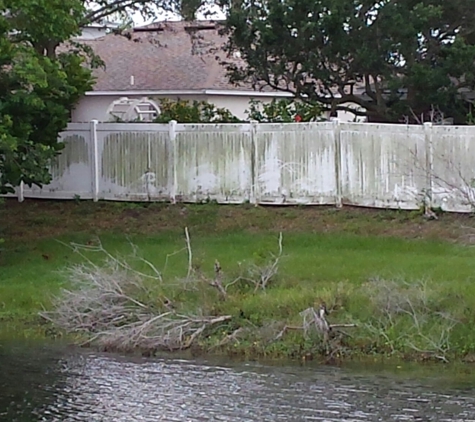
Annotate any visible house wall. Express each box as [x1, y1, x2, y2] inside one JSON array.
[[71, 94, 363, 123], [72, 95, 208, 122], [203, 95, 261, 120], [71, 94, 288, 123], [337, 102, 367, 122], [207, 96, 363, 122], [12, 121, 475, 213]]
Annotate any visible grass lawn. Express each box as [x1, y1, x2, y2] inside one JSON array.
[[2, 199, 475, 361]]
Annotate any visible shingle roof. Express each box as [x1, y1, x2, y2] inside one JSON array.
[[83, 20, 274, 93]]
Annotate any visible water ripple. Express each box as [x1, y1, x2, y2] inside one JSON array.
[[2, 347, 475, 422]]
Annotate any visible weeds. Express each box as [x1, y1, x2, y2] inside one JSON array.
[[359, 278, 459, 362]]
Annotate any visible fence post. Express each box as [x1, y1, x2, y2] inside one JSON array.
[[17, 181, 24, 202], [332, 118, 343, 208], [90, 120, 99, 202], [250, 120, 259, 205], [424, 122, 433, 209], [168, 120, 177, 204]]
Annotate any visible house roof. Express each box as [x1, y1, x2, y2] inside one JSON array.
[[83, 20, 283, 95]]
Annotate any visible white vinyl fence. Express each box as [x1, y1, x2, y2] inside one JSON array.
[[9, 120, 475, 212]]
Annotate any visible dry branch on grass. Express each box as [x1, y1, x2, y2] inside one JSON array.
[[39, 261, 232, 352], [225, 232, 284, 293], [42, 229, 354, 356], [41, 229, 288, 353], [40, 230, 241, 352], [250, 232, 283, 292]]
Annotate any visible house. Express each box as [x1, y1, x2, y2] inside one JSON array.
[[76, 20, 120, 40], [71, 20, 361, 123]]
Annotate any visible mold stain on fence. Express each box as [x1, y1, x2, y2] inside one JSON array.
[[11, 121, 475, 212]]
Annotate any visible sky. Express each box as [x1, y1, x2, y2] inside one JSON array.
[[131, 4, 225, 25]]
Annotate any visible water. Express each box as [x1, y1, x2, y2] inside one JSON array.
[[2, 342, 475, 422]]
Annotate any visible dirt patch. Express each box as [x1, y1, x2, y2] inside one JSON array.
[[1, 198, 474, 243]]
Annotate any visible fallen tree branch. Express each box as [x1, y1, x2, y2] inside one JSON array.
[[213, 327, 246, 348], [274, 325, 303, 341]]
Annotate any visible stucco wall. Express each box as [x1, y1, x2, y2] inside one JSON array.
[[71, 94, 362, 123], [72, 95, 207, 122], [71, 94, 291, 122]]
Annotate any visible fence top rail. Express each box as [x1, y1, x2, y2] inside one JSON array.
[[65, 120, 475, 135], [175, 123, 253, 133], [340, 122, 426, 134], [95, 123, 170, 132]]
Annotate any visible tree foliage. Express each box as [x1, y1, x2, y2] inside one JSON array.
[[221, 0, 475, 123], [82, 0, 211, 25], [0, 0, 95, 194], [247, 99, 323, 122], [154, 98, 241, 123], [152, 98, 323, 123]]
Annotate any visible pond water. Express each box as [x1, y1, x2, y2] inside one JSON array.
[[2, 341, 475, 422]]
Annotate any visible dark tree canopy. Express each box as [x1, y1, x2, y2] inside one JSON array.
[[221, 0, 475, 123]]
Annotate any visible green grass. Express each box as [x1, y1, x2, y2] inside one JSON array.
[[3, 231, 474, 314], [3, 199, 475, 361]]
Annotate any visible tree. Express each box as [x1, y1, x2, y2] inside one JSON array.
[[246, 99, 323, 122], [81, 0, 211, 25], [154, 98, 241, 123], [221, 0, 475, 123], [150, 98, 322, 123], [0, 0, 95, 194]]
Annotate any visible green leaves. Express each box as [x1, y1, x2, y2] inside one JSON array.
[[223, 0, 475, 123], [0, 0, 94, 194], [154, 99, 242, 123], [246, 99, 323, 123]]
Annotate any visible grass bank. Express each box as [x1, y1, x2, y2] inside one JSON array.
[[2, 199, 475, 363]]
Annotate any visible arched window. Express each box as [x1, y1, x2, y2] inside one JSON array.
[[107, 97, 161, 122]]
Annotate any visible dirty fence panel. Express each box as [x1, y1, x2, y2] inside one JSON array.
[[174, 124, 253, 203], [99, 128, 170, 201], [430, 126, 475, 212], [255, 123, 337, 205], [22, 129, 93, 199], [340, 123, 427, 209], [12, 121, 475, 213]]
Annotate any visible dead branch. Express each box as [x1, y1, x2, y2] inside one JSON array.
[[253, 231, 283, 292], [42, 230, 288, 354], [225, 232, 284, 292], [208, 259, 227, 299], [184, 227, 193, 280], [330, 324, 358, 329], [213, 327, 246, 348], [39, 256, 233, 352], [59, 238, 163, 282], [274, 325, 303, 341]]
